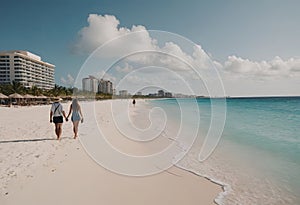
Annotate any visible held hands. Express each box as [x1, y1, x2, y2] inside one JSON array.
[[50, 119, 52, 123]]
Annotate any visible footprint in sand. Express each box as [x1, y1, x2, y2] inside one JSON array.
[[7, 171, 17, 177]]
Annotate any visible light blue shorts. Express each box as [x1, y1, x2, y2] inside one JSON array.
[[71, 112, 81, 122]]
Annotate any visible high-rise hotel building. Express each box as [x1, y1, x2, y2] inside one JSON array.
[[82, 76, 99, 93], [98, 79, 113, 94], [82, 76, 113, 94], [0, 50, 55, 89]]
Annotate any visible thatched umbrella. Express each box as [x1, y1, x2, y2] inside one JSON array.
[[9, 93, 23, 106], [23, 94, 36, 105], [23, 94, 36, 99], [0, 93, 8, 99], [37, 95, 47, 99], [9, 93, 23, 98], [0, 93, 8, 105], [62, 95, 72, 101], [37, 95, 49, 105]]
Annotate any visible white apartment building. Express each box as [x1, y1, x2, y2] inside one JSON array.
[[0, 50, 55, 89], [82, 76, 99, 93], [98, 79, 113, 94]]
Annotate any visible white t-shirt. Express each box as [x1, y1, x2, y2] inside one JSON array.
[[51, 102, 64, 117]]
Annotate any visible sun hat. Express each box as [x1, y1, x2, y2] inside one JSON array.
[[53, 97, 62, 102]]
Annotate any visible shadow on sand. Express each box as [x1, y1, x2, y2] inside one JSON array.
[[0, 138, 56, 144]]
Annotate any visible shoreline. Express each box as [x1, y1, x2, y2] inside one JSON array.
[[175, 164, 229, 205]]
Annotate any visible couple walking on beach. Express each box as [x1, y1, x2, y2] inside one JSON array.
[[50, 98, 83, 140]]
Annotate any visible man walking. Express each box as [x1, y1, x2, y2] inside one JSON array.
[[50, 98, 68, 140]]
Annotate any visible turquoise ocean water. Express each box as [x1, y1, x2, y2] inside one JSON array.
[[150, 97, 300, 204]]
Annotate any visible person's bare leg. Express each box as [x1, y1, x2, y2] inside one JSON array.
[[55, 124, 60, 140], [58, 124, 63, 139], [57, 123, 63, 140], [73, 121, 79, 139]]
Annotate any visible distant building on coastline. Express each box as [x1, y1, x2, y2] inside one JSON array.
[[157, 90, 172, 98], [82, 76, 98, 93], [82, 76, 114, 94], [0, 50, 55, 89], [158, 90, 165, 97], [165, 92, 172, 98], [148, 93, 158, 97], [119, 90, 128, 97], [173, 93, 197, 98], [98, 79, 113, 94]]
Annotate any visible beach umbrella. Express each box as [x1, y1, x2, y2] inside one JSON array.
[[37, 95, 48, 99], [22, 94, 36, 105], [23, 94, 36, 99], [33, 95, 48, 105], [8, 93, 23, 106], [9, 93, 23, 98], [0, 93, 8, 99]]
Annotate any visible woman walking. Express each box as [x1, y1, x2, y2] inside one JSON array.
[[67, 98, 83, 139]]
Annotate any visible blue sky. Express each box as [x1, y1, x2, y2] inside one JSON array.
[[1, 0, 300, 96]]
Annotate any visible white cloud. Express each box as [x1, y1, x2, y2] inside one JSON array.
[[74, 14, 300, 79], [223, 55, 300, 78], [74, 14, 157, 55], [74, 14, 213, 72], [115, 62, 133, 73], [96, 70, 117, 83], [125, 43, 213, 71], [60, 74, 75, 86]]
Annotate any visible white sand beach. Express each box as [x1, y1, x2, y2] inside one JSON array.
[[0, 100, 222, 205]]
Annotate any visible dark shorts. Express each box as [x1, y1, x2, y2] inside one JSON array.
[[53, 116, 63, 124]]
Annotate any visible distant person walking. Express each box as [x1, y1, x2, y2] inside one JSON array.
[[132, 99, 136, 107], [67, 98, 83, 139], [50, 98, 68, 140]]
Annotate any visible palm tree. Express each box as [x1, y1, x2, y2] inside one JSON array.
[[46, 84, 66, 97], [29, 85, 42, 96], [2, 81, 25, 105], [1, 82, 73, 98], [14, 81, 24, 93]]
